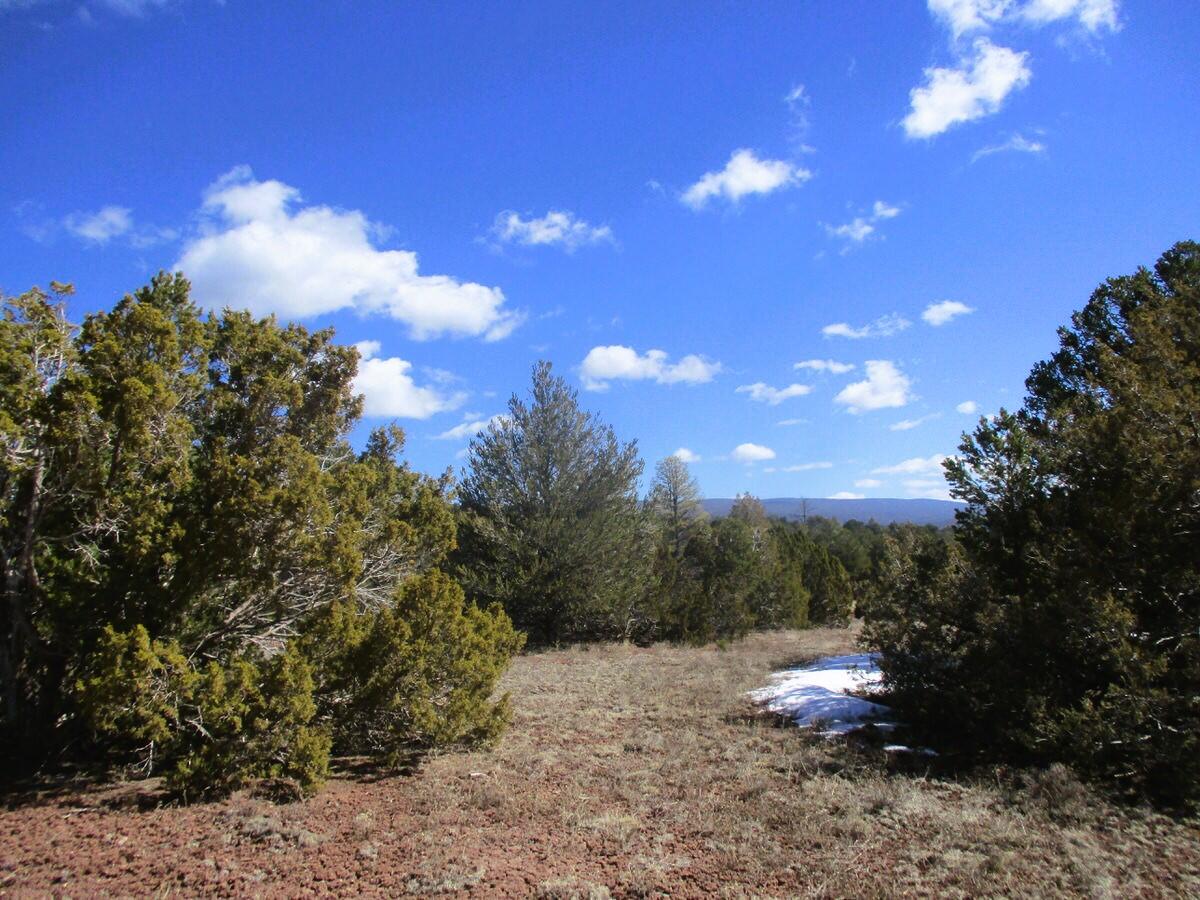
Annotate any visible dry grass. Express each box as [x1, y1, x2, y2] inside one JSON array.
[[404, 626, 1200, 898], [2, 626, 1197, 897]]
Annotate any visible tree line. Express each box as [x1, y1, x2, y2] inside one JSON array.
[[9, 240, 1189, 809], [0, 278, 862, 797], [453, 361, 863, 649]]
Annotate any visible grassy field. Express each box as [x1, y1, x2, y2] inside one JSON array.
[[2, 627, 1198, 897]]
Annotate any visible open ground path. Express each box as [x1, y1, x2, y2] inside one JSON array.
[[2, 628, 1198, 898]]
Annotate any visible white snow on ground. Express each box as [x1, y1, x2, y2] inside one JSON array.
[[748, 653, 896, 736]]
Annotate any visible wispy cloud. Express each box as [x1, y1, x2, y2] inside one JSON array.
[[903, 478, 954, 501], [63, 206, 131, 243], [928, 0, 1121, 38], [822, 313, 911, 340], [972, 132, 1046, 162], [890, 413, 941, 431], [872, 454, 950, 476], [435, 414, 508, 441], [54, 204, 178, 248], [795, 359, 855, 374], [491, 209, 613, 252], [774, 461, 833, 472], [735, 382, 812, 405], [823, 199, 902, 249]]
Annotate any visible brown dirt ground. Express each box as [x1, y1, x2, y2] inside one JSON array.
[[2, 627, 1199, 898]]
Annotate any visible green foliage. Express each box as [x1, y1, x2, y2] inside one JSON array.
[[800, 540, 855, 626], [75, 626, 330, 795], [865, 241, 1200, 809], [763, 524, 812, 629], [645, 455, 707, 558], [74, 624, 193, 759], [166, 646, 331, 797], [1, 273, 519, 796], [302, 571, 524, 763], [455, 362, 649, 645], [652, 515, 794, 645], [644, 488, 864, 644]]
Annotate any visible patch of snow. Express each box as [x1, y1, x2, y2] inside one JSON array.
[[884, 744, 937, 756], [748, 653, 896, 736]]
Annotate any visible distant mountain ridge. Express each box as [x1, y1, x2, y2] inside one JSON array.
[[701, 497, 963, 527]]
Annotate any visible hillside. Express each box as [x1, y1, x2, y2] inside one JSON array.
[[702, 497, 964, 527]]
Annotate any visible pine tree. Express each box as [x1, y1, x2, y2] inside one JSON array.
[[646, 455, 707, 558], [456, 362, 647, 644]]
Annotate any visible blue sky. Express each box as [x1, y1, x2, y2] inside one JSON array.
[[3, 0, 1198, 500]]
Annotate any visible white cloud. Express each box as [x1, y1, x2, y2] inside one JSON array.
[[776, 418, 808, 427], [927, 0, 1120, 38], [826, 218, 875, 243], [672, 447, 701, 464], [355, 339, 382, 359], [491, 210, 613, 251], [731, 443, 776, 463], [835, 360, 913, 413], [777, 461, 833, 472], [922, 299, 975, 326], [956, 400, 979, 414], [681, 149, 810, 210], [1020, 0, 1119, 32], [855, 478, 883, 488], [59, 205, 177, 248], [580, 345, 721, 391], [872, 454, 950, 476], [795, 359, 855, 374], [64, 206, 132, 243], [10, 0, 180, 18], [824, 199, 902, 248], [890, 413, 941, 431], [903, 478, 955, 501], [735, 382, 812, 405], [352, 342, 467, 419], [822, 314, 911, 340], [903, 39, 1032, 139], [175, 166, 521, 341], [97, 0, 175, 15], [435, 414, 507, 441], [928, 0, 1014, 37], [872, 200, 902, 220], [829, 491, 865, 500], [972, 132, 1046, 162]]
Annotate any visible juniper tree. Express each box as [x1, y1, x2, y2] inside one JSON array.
[[1, 273, 520, 792], [865, 241, 1200, 808]]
